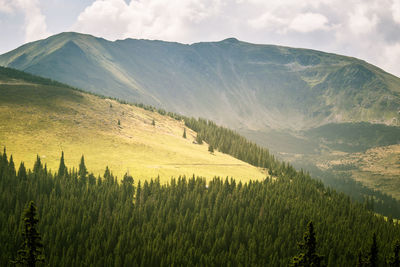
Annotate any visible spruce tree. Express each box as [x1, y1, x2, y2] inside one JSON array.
[[389, 240, 400, 267], [152, 119, 155, 126], [183, 128, 187, 139], [78, 155, 88, 181], [208, 144, 214, 153], [9, 155, 16, 177], [291, 221, 324, 266], [58, 151, 66, 177], [196, 134, 203, 144], [356, 250, 365, 267], [368, 233, 379, 267], [33, 155, 42, 174], [18, 162, 27, 180], [13, 201, 45, 267]]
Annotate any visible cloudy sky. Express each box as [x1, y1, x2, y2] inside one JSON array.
[[1, 0, 400, 76]]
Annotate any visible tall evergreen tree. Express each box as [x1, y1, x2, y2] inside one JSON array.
[[13, 201, 44, 267], [389, 240, 400, 267], [183, 128, 187, 139], [356, 251, 364, 267], [208, 144, 214, 153], [367, 233, 379, 267], [18, 162, 27, 180], [196, 133, 203, 144], [292, 221, 324, 266], [78, 155, 88, 181], [33, 155, 42, 174], [58, 152, 66, 177], [9, 155, 16, 177]]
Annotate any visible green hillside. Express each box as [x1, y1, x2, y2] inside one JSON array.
[[0, 66, 265, 181]]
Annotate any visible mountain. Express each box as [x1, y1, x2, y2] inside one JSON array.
[[0, 66, 265, 181], [1, 32, 399, 197], [1, 32, 399, 132]]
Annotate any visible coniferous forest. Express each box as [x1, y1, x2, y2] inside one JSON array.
[[1, 149, 400, 266]]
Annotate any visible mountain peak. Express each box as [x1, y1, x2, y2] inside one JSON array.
[[220, 37, 240, 43]]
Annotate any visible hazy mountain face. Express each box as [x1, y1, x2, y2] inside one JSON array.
[[1, 32, 399, 133]]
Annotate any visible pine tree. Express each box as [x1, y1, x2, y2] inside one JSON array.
[[9, 155, 16, 177], [208, 144, 214, 153], [367, 233, 379, 267], [152, 119, 155, 126], [78, 155, 88, 181], [183, 128, 187, 139], [33, 155, 42, 174], [291, 221, 324, 266], [196, 134, 203, 145], [58, 151, 67, 177], [356, 250, 365, 267], [13, 201, 45, 267], [389, 240, 400, 267], [18, 162, 27, 180]]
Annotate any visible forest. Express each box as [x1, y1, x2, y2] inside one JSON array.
[[1, 149, 400, 266]]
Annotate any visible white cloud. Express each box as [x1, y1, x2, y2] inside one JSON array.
[[392, 0, 400, 24], [73, 0, 222, 42], [0, 0, 50, 42], [248, 12, 287, 31], [0, 0, 14, 13], [288, 13, 329, 33], [348, 7, 379, 35], [74, 0, 129, 40], [380, 42, 400, 75]]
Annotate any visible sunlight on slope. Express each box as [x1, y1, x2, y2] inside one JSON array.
[[0, 80, 266, 182]]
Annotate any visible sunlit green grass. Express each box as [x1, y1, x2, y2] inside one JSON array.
[[0, 80, 266, 182]]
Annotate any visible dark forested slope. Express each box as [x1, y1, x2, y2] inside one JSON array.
[[1, 151, 400, 266]]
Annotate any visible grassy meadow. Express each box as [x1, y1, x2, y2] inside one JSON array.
[[0, 79, 266, 182]]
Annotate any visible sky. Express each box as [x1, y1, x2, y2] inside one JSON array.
[[1, 0, 400, 76]]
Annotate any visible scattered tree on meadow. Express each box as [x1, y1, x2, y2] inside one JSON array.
[[152, 119, 155, 126], [196, 133, 203, 144], [208, 144, 214, 153], [183, 128, 187, 139]]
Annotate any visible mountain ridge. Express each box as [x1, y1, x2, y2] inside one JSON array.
[[1, 32, 399, 132]]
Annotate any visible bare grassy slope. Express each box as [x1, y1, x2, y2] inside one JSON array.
[[0, 68, 266, 181]]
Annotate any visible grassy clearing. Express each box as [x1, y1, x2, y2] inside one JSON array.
[[311, 144, 400, 199], [0, 80, 266, 182]]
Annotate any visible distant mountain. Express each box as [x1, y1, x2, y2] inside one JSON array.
[[0, 66, 265, 181], [1, 32, 399, 132]]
